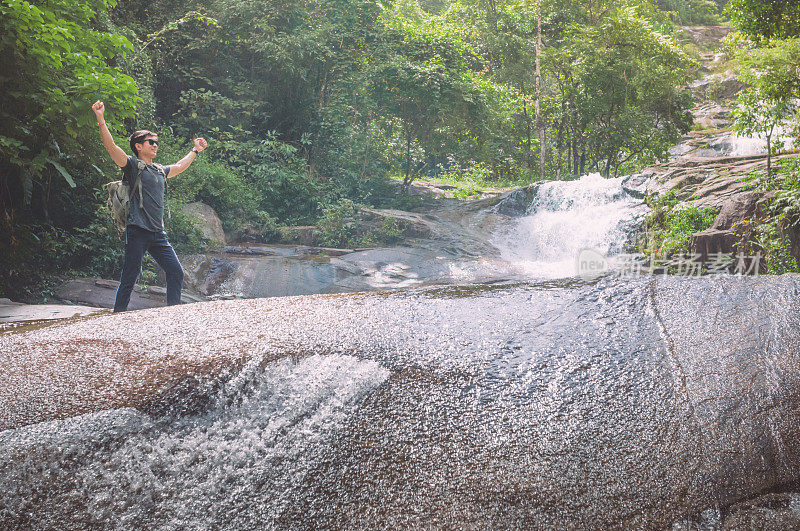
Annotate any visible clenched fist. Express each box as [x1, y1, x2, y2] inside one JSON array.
[[194, 137, 208, 152], [92, 100, 105, 117]]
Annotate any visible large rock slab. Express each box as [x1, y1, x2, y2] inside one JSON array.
[[180, 244, 510, 297], [54, 277, 206, 309], [629, 153, 798, 209], [0, 301, 106, 324], [1, 276, 799, 528]]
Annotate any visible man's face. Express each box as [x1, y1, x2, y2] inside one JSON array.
[[136, 134, 159, 159]]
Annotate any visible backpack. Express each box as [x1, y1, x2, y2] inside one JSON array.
[[106, 160, 147, 236]]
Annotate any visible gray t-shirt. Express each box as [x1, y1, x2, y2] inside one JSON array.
[[122, 155, 170, 232]]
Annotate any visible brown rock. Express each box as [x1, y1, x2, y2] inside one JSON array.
[[691, 228, 740, 262], [708, 192, 759, 230], [690, 192, 763, 264], [182, 202, 226, 246], [786, 223, 800, 270]]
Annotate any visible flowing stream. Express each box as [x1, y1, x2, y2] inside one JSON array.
[[2, 176, 800, 529], [492, 173, 643, 279]]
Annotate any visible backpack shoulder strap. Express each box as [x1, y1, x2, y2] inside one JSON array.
[[131, 158, 146, 209]]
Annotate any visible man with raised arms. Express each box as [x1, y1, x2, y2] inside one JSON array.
[[92, 100, 208, 312]]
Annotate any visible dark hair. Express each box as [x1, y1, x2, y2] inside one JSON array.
[[129, 130, 156, 156]]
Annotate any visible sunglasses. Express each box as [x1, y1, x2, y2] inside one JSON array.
[[140, 139, 158, 146]]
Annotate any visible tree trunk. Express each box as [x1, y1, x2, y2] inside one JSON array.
[[766, 125, 773, 177], [580, 150, 586, 176], [556, 127, 563, 180], [521, 81, 532, 169], [535, 0, 544, 177], [403, 128, 412, 191], [0, 167, 13, 246], [574, 139, 580, 177], [567, 136, 572, 176], [605, 152, 614, 178]]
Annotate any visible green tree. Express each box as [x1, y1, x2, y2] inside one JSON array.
[[655, 0, 720, 25], [732, 90, 796, 175], [559, 6, 693, 176], [725, 0, 800, 41], [371, 0, 520, 187], [731, 39, 800, 175], [0, 0, 137, 238]]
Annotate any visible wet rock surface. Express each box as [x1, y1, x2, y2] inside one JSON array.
[[54, 277, 206, 309], [179, 193, 516, 298], [0, 299, 106, 324], [721, 492, 800, 529], [491, 183, 542, 216], [641, 153, 797, 209], [1, 275, 799, 528]]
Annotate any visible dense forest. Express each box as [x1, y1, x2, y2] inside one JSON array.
[[1, 0, 798, 299]]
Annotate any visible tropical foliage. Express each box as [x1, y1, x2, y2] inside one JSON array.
[[0, 0, 723, 299], [724, 0, 800, 272]]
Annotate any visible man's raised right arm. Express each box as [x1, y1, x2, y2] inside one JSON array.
[[92, 100, 128, 168]]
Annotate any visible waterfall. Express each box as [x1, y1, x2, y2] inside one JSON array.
[[492, 173, 643, 279]]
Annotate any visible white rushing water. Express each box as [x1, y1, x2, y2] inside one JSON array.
[[0, 354, 390, 528], [492, 173, 643, 279], [700, 127, 799, 158]]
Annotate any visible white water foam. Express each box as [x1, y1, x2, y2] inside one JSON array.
[[0, 354, 389, 528], [492, 173, 642, 279], [729, 125, 796, 157]]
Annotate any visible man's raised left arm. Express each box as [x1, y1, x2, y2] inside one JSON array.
[[167, 137, 208, 178]]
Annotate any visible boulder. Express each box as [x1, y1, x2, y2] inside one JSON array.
[[492, 183, 541, 216], [690, 192, 761, 263], [182, 202, 226, 246], [2, 276, 800, 528], [786, 223, 800, 270], [707, 191, 760, 231], [690, 228, 741, 262]]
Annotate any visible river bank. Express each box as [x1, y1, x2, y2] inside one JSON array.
[[10, 25, 798, 325]]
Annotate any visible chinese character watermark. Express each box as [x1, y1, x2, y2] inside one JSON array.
[[576, 250, 762, 279]]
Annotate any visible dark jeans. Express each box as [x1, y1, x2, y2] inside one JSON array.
[[113, 225, 184, 312]]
